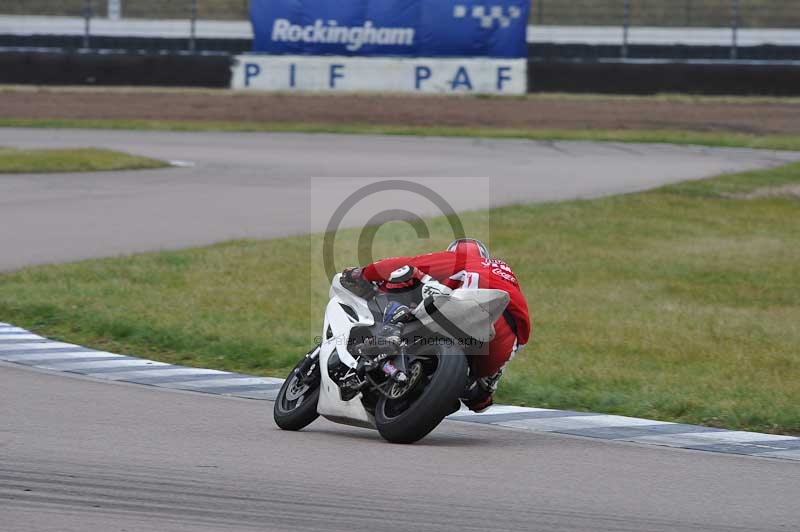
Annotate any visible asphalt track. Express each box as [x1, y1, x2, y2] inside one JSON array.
[[3, 362, 799, 532], [1, 128, 799, 271], [2, 130, 800, 531]]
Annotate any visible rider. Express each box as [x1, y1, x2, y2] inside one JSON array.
[[340, 238, 531, 413]]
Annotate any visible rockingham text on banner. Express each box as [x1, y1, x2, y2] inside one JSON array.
[[250, 0, 529, 58]]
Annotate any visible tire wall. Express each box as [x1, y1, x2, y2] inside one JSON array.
[[0, 50, 232, 88], [527, 60, 800, 96], [1, 49, 799, 95]]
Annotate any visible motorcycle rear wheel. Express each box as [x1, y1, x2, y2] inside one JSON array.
[[375, 344, 467, 444], [273, 349, 321, 431]]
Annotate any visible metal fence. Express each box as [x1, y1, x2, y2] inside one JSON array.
[[1, 0, 798, 57], [6, 0, 800, 26], [0, 1, 249, 19], [531, 0, 800, 27], [530, 0, 800, 59]]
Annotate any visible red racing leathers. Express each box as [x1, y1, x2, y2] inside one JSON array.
[[361, 251, 531, 378]]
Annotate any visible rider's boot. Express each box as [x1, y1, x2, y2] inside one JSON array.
[[461, 370, 503, 413]]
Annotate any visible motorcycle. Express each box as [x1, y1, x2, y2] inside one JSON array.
[[273, 273, 510, 444]]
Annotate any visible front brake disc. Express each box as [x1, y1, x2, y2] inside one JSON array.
[[388, 360, 423, 399]]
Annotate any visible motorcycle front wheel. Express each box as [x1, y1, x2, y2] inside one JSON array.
[[273, 347, 321, 431], [374, 344, 467, 444]]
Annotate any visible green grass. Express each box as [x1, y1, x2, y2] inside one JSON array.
[[0, 147, 167, 173], [3, 117, 800, 152], [2, 161, 799, 434]]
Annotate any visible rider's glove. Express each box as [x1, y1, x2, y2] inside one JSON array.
[[340, 267, 375, 298]]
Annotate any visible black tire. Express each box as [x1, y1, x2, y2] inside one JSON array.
[[375, 345, 467, 444], [273, 352, 321, 431]]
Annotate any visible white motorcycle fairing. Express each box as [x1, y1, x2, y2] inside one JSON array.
[[315, 275, 511, 429], [316, 275, 377, 428]]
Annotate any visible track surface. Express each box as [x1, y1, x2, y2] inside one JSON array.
[[1, 128, 798, 271], [2, 363, 799, 532], [2, 130, 800, 530]]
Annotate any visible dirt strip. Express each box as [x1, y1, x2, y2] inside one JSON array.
[[2, 89, 800, 135]]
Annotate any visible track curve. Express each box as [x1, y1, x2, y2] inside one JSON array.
[[1, 128, 798, 271], [1, 130, 799, 531]]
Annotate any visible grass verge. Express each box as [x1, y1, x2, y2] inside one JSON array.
[[2, 117, 800, 151], [0, 147, 167, 173], [5, 86, 800, 105], [1, 162, 799, 434]]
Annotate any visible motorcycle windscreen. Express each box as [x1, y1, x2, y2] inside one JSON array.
[[413, 289, 510, 345]]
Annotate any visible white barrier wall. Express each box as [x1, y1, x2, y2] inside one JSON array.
[[231, 55, 527, 95]]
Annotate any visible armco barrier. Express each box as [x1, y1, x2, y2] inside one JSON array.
[[2, 33, 800, 61], [1, 50, 799, 96], [530, 43, 800, 62], [0, 35, 252, 54]]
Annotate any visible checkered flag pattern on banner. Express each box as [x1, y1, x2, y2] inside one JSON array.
[[452, 4, 523, 29]]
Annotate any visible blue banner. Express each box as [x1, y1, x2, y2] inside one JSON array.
[[250, 0, 529, 58]]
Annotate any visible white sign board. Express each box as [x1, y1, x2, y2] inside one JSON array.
[[231, 55, 527, 95]]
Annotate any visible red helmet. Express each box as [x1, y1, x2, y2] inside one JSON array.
[[446, 238, 490, 260]]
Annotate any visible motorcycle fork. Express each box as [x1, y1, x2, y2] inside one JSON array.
[[295, 345, 320, 384]]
